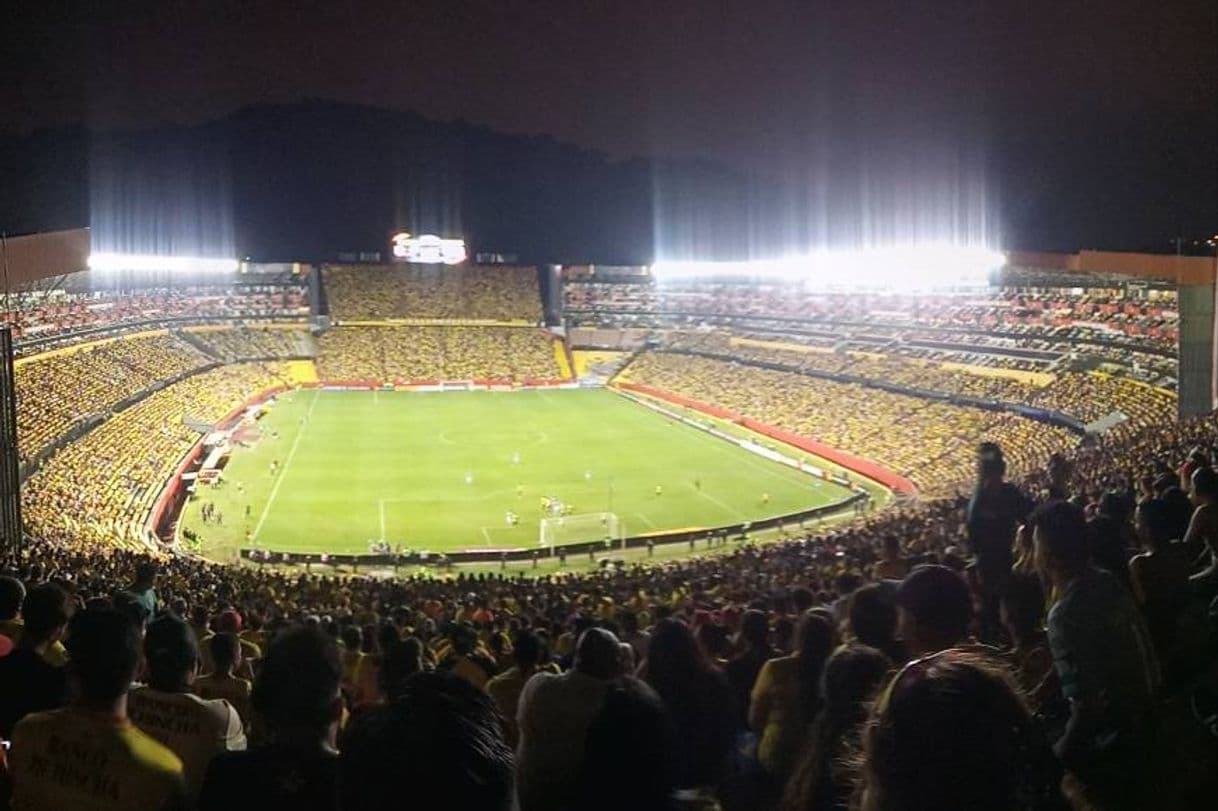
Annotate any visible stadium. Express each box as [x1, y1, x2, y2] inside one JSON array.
[[1, 236, 1208, 571], [2, 222, 1218, 808]]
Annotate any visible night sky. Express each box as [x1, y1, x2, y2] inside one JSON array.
[[4, 0, 1216, 254]]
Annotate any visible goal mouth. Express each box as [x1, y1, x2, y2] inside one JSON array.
[[539, 512, 624, 549]]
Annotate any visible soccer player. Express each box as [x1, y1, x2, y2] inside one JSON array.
[[694, 477, 701, 491], [464, 471, 474, 485], [761, 492, 770, 505], [512, 451, 521, 465], [517, 484, 525, 498], [655, 485, 663, 497], [584, 470, 592, 481]]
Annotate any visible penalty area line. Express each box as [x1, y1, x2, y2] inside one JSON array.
[[252, 388, 319, 542]]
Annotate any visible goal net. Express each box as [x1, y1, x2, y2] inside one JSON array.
[[539, 512, 625, 550]]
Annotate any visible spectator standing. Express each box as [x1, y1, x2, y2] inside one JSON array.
[[1034, 500, 1160, 810], [643, 619, 737, 790], [9, 608, 185, 811], [516, 628, 621, 811], [725, 609, 775, 729], [128, 615, 247, 803], [966, 443, 1033, 640], [128, 561, 160, 618], [199, 627, 342, 811], [486, 630, 544, 748], [750, 611, 836, 779], [0, 583, 73, 738], [782, 645, 892, 811], [194, 633, 253, 728]]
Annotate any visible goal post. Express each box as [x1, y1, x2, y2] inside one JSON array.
[[539, 512, 625, 552]]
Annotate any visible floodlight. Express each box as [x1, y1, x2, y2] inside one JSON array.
[[650, 244, 1005, 290], [87, 253, 239, 273]]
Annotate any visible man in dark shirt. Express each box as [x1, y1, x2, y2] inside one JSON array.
[[966, 442, 1033, 640], [0, 583, 73, 738], [1034, 500, 1159, 810], [199, 626, 342, 811]]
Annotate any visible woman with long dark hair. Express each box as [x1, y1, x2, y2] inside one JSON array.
[[782, 645, 891, 811], [749, 611, 837, 779], [642, 618, 737, 791]]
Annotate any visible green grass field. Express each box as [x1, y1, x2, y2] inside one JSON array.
[[181, 388, 864, 560]]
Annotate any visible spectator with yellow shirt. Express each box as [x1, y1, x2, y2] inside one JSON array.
[[9, 608, 186, 811]]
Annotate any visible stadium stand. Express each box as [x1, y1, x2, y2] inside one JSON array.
[[21, 363, 290, 552], [315, 326, 564, 383], [619, 351, 1079, 496], [323, 264, 543, 321], [14, 333, 213, 464], [186, 327, 314, 361]]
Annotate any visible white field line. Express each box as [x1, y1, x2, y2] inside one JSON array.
[[634, 513, 657, 529], [481, 526, 493, 545], [252, 389, 320, 541], [379, 499, 387, 542], [694, 488, 748, 521]]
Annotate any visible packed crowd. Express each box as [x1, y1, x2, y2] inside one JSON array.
[[190, 328, 312, 361], [564, 279, 1177, 352], [622, 351, 1079, 497], [14, 334, 213, 464], [324, 265, 543, 322], [5, 283, 309, 354], [21, 363, 290, 553], [1, 397, 1217, 809], [661, 330, 1176, 431], [315, 326, 564, 383]]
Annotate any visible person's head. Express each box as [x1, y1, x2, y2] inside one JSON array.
[[645, 618, 708, 693], [860, 650, 1063, 811], [576, 679, 674, 811], [144, 614, 200, 691], [380, 637, 426, 701], [895, 566, 972, 657], [66, 608, 142, 708], [216, 609, 243, 635], [1190, 466, 1218, 506], [189, 604, 211, 630], [209, 632, 242, 675], [112, 591, 151, 632], [569, 626, 618, 679], [341, 672, 513, 811], [999, 574, 1046, 645], [21, 582, 73, 646], [252, 625, 343, 741], [1031, 500, 1090, 583], [512, 630, 543, 670], [738, 609, 770, 651], [341, 624, 363, 653], [133, 561, 158, 589], [0, 576, 26, 621], [821, 645, 892, 723], [977, 442, 1006, 483], [850, 583, 899, 649], [1136, 496, 1186, 551]]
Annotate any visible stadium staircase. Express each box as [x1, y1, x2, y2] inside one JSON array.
[[292, 330, 318, 358]]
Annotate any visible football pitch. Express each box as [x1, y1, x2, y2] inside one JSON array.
[[182, 388, 866, 560]]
